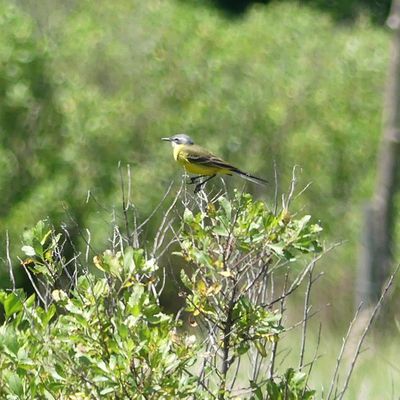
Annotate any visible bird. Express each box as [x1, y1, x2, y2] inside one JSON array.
[[161, 133, 267, 193]]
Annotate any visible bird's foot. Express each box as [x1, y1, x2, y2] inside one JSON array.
[[194, 183, 203, 194], [187, 175, 204, 185], [193, 174, 216, 194]]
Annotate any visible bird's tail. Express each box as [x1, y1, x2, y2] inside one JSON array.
[[232, 168, 268, 185]]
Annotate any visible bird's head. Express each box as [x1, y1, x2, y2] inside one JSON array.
[[161, 133, 194, 147]]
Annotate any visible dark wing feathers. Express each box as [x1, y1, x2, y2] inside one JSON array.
[[185, 145, 237, 171], [183, 144, 267, 185], [187, 154, 237, 171]]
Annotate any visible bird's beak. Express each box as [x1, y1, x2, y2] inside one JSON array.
[[161, 137, 171, 142]]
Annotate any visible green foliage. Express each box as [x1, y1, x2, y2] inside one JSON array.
[[177, 191, 322, 397], [179, 191, 322, 268], [0, 192, 326, 399], [250, 368, 315, 399], [21, 220, 63, 285], [0, 245, 198, 399], [264, 368, 315, 400], [0, 3, 64, 245]]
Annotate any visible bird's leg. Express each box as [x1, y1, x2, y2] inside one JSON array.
[[194, 174, 217, 194], [187, 175, 206, 184]]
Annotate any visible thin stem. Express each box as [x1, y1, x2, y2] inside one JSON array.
[[299, 264, 315, 370], [337, 264, 400, 400], [273, 159, 279, 215], [326, 303, 363, 400], [219, 280, 238, 399], [269, 273, 289, 379], [6, 231, 16, 291], [266, 244, 340, 308], [302, 323, 322, 397], [118, 162, 131, 245]]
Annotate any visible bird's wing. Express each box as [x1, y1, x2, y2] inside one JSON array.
[[178, 144, 267, 184], [181, 145, 238, 171]]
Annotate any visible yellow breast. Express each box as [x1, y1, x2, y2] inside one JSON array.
[[173, 144, 183, 161]]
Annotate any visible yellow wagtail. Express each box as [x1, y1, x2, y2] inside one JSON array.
[[162, 134, 267, 193]]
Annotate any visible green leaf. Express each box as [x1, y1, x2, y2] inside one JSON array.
[[6, 372, 23, 396], [266, 379, 281, 399], [44, 304, 56, 325], [123, 246, 135, 274], [4, 292, 23, 318], [297, 215, 311, 231], [213, 225, 229, 236], [194, 251, 212, 267], [93, 279, 109, 298], [292, 371, 306, 387], [147, 312, 170, 325], [133, 248, 145, 271], [236, 341, 250, 356], [64, 299, 83, 315], [183, 208, 194, 223], [100, 387, 116, 395], [50, 365, 66, 381], [25, 293, 36, 308], [102, 250, 122, 279], [254, 340, 268, 357], [180, 269, 192, 289], [0, 290, 6, 304], [218, 196, 232, 221], [32, 237, 44, 258], [3, 328, 20, 355], [40, 229, 52, 246], [250, 380, 264, 400], [144, 257, 158, 273]]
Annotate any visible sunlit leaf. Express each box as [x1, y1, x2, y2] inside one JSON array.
[[3, 292, 23, 318]]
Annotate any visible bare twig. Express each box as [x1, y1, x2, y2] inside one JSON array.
[[266, 243, 340, 308], [337, 264, 400, 400], [302, 323, 322, 397], [137, 181, 174, 232], [85, 228, 91, 264], [326, 303, 363, 400], [293, 182, 313, 203], [299, 263, 315, 370], [269, 272, 289, 379], [6, 231, 15, 291], [19, 259, 47, 305], [219, 278, 239, 399], [229, 357, 242, 393], [273, 159, 279, 215], [152, 182, 183, 257], [119, 162, 132, 245], [284, 165, 300, 210]]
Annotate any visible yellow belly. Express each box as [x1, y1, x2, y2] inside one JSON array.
[[179, 159, 228, 176], [173, 144, 231, 176]]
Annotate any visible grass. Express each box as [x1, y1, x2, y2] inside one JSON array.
[[228, 324, 400, 399], [302, 329, 399, 399]]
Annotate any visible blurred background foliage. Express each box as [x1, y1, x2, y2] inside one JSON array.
[[0, 0, 391, 325]]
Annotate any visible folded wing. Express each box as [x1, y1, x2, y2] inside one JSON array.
[[179, 145, 267, 185]]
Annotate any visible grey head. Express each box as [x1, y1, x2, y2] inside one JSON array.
[[161, 133, 195, 146]]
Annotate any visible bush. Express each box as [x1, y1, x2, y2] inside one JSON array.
[[178, 190, 321, 398], [1, 186, 396, 398], [0, 189, 325, 399], [1, 225, 198, 398]]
